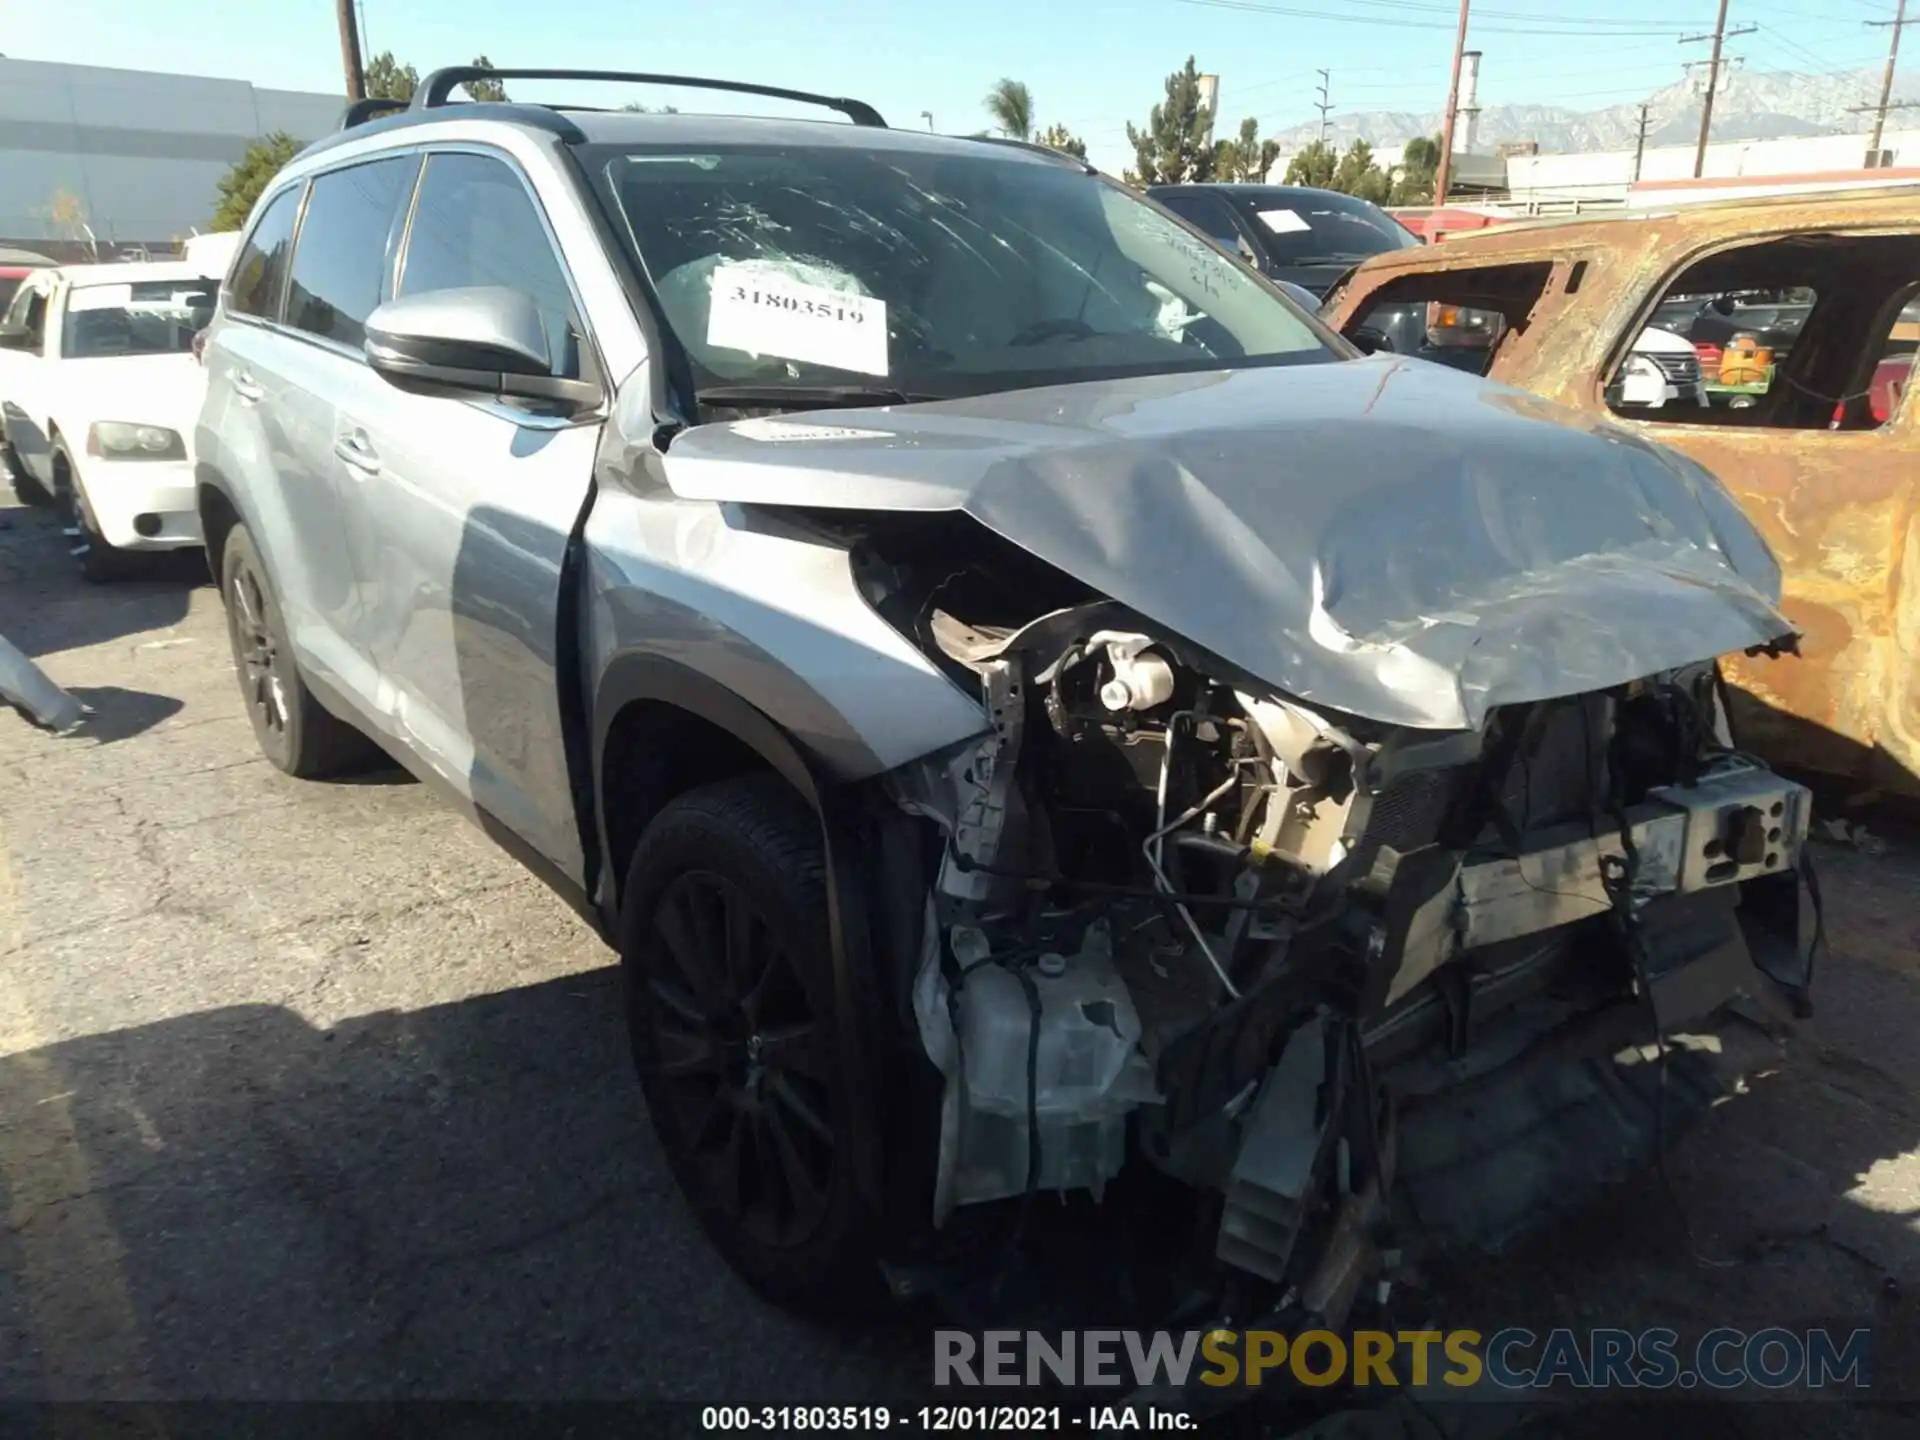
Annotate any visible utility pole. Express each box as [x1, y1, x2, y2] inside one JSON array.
[[1315, 70, 1333, 145], [1434, 0, 1471, 206], [1631, 102, 1652, 182], [1682, 1, 1756, 178], [335, 0, 366, 101], [1860, 0, 1912, 165]]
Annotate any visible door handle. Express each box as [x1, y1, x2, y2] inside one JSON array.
[[231, 371, 265, 404], [333, 434, 381, 476]]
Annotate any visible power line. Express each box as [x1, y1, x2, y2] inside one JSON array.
[[1435, 0, 1473, 205], [1174, 0, 1696, 37], [1315, 69, 1333, 141], [1852, 0, 1914, 161], [1683, 1, 1757, 176], [334, 0, 366, 101]]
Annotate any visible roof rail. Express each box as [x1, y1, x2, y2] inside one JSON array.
[[410, 67, 886, 127], [339, 96, 409, 130], [968, 135, 1096, 174]]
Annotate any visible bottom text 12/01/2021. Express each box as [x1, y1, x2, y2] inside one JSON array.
[[701, 1406, 1198, 1431]]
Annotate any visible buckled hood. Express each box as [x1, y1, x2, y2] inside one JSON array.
[[660, 356, 1790, 730]]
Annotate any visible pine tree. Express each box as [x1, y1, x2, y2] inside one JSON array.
[[1124, 58, 1216, 186], [1037, 122, 1088, 159], [462, 56, 510, 103], [1215, 117, 1279, 182], [211, 133, 300, 231], [364, 51, 419, 103]]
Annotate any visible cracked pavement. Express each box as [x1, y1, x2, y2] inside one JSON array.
[[0, 488, 1917, 1433]]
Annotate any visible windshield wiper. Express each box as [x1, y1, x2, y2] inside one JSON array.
[[695, 383, 941, 409]]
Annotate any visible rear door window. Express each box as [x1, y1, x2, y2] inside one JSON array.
[[285, 156, 417, 349], [1608, 233, 1920, 429], [228, 186, 302, 321]]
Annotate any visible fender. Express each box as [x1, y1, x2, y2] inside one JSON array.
[[193, 458, 263, 585], [591, 652, 889, 1210]]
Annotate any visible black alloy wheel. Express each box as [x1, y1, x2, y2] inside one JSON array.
[[217, 523, 376, 778], [229, 550, 289, 746], [644, 868, 836, 1249], [620, 776, 879, 1308]]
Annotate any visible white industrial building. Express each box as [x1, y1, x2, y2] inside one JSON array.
[[0, 57, 344, 254], [1506, 128, 1920, 209]]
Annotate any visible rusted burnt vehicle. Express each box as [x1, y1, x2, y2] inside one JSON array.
[[1322, 188, 1920, 797]]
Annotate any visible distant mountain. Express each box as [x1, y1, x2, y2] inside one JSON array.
[[1268, 67, 1920, 155]]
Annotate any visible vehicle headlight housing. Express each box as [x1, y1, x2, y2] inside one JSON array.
[[1623, 354, 1664, 381], [87, 421, 185, 461]]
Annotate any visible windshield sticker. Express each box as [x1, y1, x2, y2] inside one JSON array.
[[1257, 208, 1313, 235], [731, 418, 890, 442], [706, 263, 889, 376], [67, 284, 133, 312]]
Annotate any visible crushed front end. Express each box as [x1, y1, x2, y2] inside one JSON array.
[[880, 590, 1815, 1334]]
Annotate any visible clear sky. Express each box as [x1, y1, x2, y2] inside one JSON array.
[[1, 0, 1898, 173]]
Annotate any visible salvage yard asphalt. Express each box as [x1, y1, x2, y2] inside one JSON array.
[[0, 487, 1916, 1438]]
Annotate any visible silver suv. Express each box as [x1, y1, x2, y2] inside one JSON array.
[[197, 68, 1818, 1337]]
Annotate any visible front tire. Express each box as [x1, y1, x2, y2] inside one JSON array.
[[619, 775, 880, 1310], [3, 439, 52, 506], [219, 523, 375, 778], [54, 443, 131, 582]]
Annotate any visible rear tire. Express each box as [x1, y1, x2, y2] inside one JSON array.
[[219, 523, 376, 778], [619, 775, 881, 1311]]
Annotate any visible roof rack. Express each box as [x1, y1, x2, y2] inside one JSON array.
[[968, 135, 1097, 174], [410, 68, 887, 127], [339, 96, 409, 130]]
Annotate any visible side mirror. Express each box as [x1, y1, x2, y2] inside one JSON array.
[[1347, 324, 1393, 355], [364, 287, 597, 410], [0, 323, 28, 350]]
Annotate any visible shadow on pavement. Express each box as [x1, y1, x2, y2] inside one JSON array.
[[0, 497, 204, 659], [63, 686, 187, 745], [0, 971, 929, 1405]]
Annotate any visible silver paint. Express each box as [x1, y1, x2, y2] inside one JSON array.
[[661, 357, 1791, 730]]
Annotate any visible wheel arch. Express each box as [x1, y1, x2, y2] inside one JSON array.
[[593, 653, 892, 1211], [194, 462, 249, 587], [593, 655, 827, 920]]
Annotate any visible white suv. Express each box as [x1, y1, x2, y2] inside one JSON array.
[[0, 261, 218, 578]]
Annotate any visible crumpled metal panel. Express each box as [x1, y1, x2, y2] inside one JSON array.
[[663, 357, 1788, 731], [1322, 192, 1920, 788]]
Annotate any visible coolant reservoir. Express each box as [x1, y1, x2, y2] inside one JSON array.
[[949, 920, 1158, 1201]]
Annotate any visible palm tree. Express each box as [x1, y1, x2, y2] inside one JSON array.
[[984, 79, 1035, 142]]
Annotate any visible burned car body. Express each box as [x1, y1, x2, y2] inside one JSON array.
[[1320, 188, 1920, 799], [198, 73, 1819, 1341]]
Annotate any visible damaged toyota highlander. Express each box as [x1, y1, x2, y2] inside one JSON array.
[[197, 69, 1819, 1354]]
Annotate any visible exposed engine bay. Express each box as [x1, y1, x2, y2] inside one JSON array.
[[846, 514, 1817, 1329]]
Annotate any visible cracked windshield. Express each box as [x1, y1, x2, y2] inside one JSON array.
[[601, 146, 1332, 398]]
